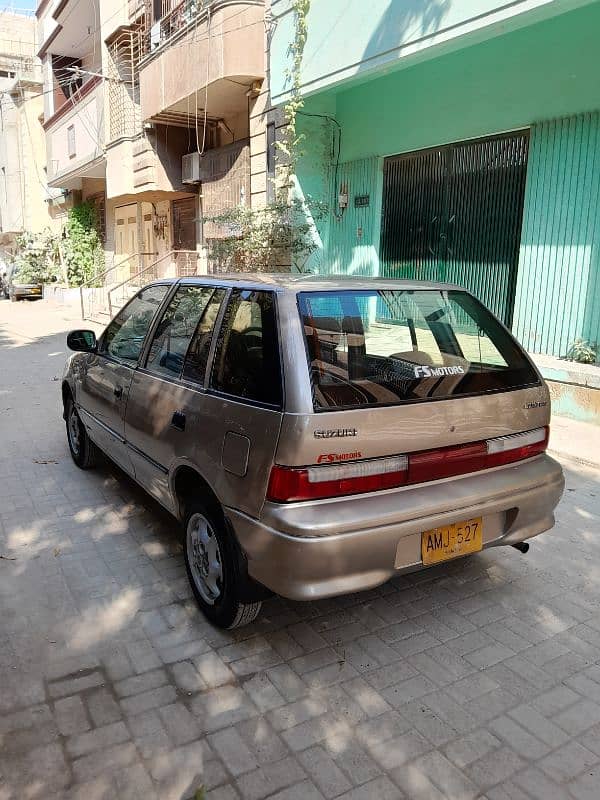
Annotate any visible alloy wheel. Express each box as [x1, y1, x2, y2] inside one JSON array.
[[186, 512, 223, 605], [68, 404, 81, 457]]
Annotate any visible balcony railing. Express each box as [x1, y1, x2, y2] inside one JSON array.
[[146, 0, 202, 54], [42, 74, 102, 131], [128, 0, 145, 20]]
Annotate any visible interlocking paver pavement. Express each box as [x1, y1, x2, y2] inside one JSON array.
[[1, 299, 600, 800]]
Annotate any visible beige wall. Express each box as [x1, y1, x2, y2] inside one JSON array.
[[102, 191, 193, 271], [1, 11, 39, 66], [139, 1, 264, 121], [0, 13, 60, 241], [100, 0, 130, 43], [46, 81, 105, 184], [36, 0, 60, 57], [82, 177, 106, 198], [249, 0, 278, 210], [106, 139, 136, 197], [106, 124, 199, 199]]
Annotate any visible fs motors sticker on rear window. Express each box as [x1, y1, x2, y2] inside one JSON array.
[[413, 365, 465, 378], [299, 289, 539, 409]]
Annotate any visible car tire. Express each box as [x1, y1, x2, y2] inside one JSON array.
[[183, 500, 262, 629], [66, 396, 98, 469]]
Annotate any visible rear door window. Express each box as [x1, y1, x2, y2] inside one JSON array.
[[210, 289, 282, 407], [299, 289, 539, 409], [182, 287, 227, 385], [145, 285, 216, 378]]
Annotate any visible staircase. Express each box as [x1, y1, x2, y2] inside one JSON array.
[[80, 250, 206, 322]]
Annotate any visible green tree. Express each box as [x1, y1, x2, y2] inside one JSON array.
[[62, 202, 104, 287], [13, 229, 60, 284], [206, 197, 327, 272]]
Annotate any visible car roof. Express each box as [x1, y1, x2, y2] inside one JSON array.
[[158, 273, 466, 292]]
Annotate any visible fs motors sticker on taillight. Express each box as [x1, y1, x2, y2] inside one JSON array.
[[267, 427, 549, 503]]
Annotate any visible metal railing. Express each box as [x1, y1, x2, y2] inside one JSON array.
[[79, 252, 157, 320], [107, 249, 205, 316], [146, 0, 204, 54], [128, 0, 145, 19]]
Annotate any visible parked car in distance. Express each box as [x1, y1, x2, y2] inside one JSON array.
[[63, 275, 565, 628], [5, 263, 43, 301]]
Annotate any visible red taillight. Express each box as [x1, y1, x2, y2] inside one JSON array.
[[408, 427, 549, 483], [267, 427, 549, 503], [485, 426, 549, 467], [267, 456, 409, 503], [408, 441, 488, 484]]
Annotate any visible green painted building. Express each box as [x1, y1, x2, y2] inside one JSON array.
[[269, 0, 600, 360]]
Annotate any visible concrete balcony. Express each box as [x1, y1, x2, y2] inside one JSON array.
[[105, 135, 158, 197], [44, 76, 105, 189], [132, 136, 157, 191], [139, 0, 264, 125], [105, 126, 194, 198], [36, 0, 58, 52], [37, 0, 100, 57]]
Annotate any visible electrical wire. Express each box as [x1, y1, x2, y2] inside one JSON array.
[[49, 1, 258, 76], [18, 85, 54, 197], [199, 2, 211, 155], [6, 0, 264, 199], [20, 14, 263, 107], [21, 3, 262, 100], [152, 16, 263, 56], [7, 71, 119, 112], [190, 0, 202, 151], [2, 84, 63, 237], [1, 72, 105, 170], [297, 109, 343, 220]]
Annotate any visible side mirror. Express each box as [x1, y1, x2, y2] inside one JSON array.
[[67, 329, 97, 353]]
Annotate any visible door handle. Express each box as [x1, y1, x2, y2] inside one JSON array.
[[114, 385, 123, 399], [171, 411, 186, 432]]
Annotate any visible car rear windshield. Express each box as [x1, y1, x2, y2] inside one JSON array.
[[298, 289, 540, 410]]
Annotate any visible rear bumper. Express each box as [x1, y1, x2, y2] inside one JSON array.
[[227, 455, 565, 601]]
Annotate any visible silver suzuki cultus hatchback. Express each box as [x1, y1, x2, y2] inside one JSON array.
[[63, 276, 565, 628]]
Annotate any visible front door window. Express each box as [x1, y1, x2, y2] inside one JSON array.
[[100, 284, 169, 364]]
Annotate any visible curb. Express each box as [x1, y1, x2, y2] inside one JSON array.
[[547, 447, 600, 471]]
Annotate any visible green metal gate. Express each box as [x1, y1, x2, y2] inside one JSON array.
[[380, 131, 529, 327]]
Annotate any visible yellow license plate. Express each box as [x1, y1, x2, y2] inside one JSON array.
[[421, 517, 483, 565]]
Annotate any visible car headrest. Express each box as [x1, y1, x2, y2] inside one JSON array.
[[341, 315, 365, 336]]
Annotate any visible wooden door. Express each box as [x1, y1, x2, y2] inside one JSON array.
[[114, 204, 139, 281]]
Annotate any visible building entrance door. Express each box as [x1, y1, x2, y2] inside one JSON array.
[[380, 131, 529, 327], [114, 203, 139, 281], [172, 197, 197, 250]]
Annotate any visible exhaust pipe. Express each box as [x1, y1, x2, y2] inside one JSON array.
[[512, 542, 529, 554]]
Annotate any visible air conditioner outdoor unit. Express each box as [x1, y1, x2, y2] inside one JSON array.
[[182, 151, 216, 184], [182, 152, 201, 184], [182, 142, 249, 185], [150, 21, 161, 50]]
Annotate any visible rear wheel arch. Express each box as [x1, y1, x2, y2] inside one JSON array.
[[172, 464, 271, 605], [171, 465, 221, 521]]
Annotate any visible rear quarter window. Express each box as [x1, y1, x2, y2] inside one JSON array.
[[210, 289, 282, 407], [298, 289, 539, 410]]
